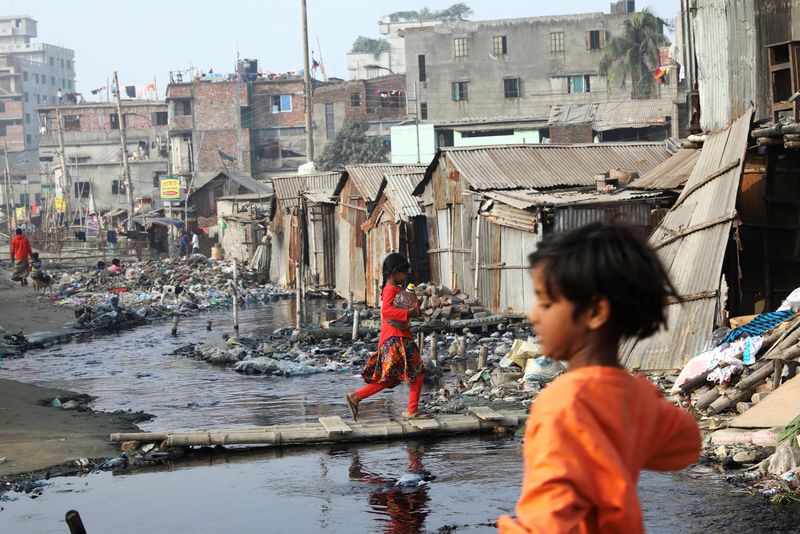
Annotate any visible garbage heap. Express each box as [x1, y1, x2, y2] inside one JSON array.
[[667, 289, 800, 501], [46, 257, 293, 333], [355, 282, 494, 323]]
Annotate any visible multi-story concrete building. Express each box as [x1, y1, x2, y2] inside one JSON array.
[[0, 16, 75, 151], [347, 16, 441, 80], [403, 2, 678, 127], [37, 101, 169, 214], [312, 74, 407, 156]]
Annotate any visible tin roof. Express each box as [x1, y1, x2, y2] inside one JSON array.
[[344, 164, 427, 202], [629, 148, 702, 190], [483, 188, 664, 210], [548, 100, 675, 132], [380, 173, 426, 220], [418, 143, 671, 193], [270, 171, 342, 208], [622, 110, 753, 371]]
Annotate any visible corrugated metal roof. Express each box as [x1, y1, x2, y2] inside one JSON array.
[[192, 171, 273, 194], [548, 100, 674, 131], [302, 190, 336, 204], [629, 149, 702, 190], [622, 110, 753, 371], [344, 164, 427, 202], [420, 143, 671, 193], [270, 171, 342, 208], [382, 173, 425, 220], [484, 189, 664, 210]]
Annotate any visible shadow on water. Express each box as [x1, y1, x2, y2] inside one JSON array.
[[1, 301, 800, 532]]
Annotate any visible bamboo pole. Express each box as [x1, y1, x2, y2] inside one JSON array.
[[352, 309, 360, 341], [232, 258, 239, 334], [478, 345, 488, 368], [429, 333, 438, 363]]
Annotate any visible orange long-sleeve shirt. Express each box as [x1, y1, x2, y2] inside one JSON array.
[[10, 234, 32, 261], [379, 283, 412, 346], [498, 366, 701, 534]]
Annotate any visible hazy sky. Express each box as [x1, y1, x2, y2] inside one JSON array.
[[2, 0, 679, 100]]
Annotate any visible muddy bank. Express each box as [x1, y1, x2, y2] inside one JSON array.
[[0, 283, 77, 344], [0, 378, 150, 481]]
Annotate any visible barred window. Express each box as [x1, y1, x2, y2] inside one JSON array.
[[454, 38, 469, 58]]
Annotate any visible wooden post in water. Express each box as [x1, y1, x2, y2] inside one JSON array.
[[232, 258, 239, 334], [171, 316, 179, 336], [458, 336, 467, 359], [417, 331, 425, 354], [65, 510, 87, 534], [295, 261, 302, 330], [352, 309, 360, 341], [206, 320, 212, 331], [429, 333, 438, 363], [478, 345, 488, 368], [348, 291, 354, 310]]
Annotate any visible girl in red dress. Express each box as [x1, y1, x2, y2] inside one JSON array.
[[346, 253, 431, 421]]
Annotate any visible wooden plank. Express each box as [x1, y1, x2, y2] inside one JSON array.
[[730, 374, 800, 429], [318, 416, 352, 435], [469, 406, 505, 421], [406, 417, 440, 430]]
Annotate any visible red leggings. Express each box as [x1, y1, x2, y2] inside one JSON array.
[[355, 375, 424, 413]]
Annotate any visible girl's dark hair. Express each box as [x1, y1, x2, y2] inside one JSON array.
[[382, 253, 410, 287], [529, 222, 679, 340], [111, 258, 121, 266]]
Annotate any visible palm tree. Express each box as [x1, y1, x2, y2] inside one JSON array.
[[599, 9, 668, 99]]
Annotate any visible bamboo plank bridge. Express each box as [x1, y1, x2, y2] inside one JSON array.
[[110, 407, 528, 449]]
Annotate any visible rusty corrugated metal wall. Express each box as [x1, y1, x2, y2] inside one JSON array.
[[334, 178, 368, 302], [306, 202, 336, 288]]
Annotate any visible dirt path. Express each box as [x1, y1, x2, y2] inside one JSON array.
[[0, 378, 148, 477], [0, 277, 76, 339]]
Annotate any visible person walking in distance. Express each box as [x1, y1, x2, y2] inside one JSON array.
[[10, 228, 33, 286], [191, 230, 201, 255]]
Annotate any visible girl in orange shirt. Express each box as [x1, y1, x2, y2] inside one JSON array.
[[346, 253, 432, 421], [498, 222, 701, 534]]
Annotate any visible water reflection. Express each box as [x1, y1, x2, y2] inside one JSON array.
[[350, 444, 431, 534]]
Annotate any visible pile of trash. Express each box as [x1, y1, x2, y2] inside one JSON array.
[[355, 283, 493, 323], [43, 257, 293, 334], [174, 331, 360, 377], [0, 329, 43, 357]]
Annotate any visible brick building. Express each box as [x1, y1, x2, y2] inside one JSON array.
[[312, 74, 407, 156], [38, 101, 169, 214]]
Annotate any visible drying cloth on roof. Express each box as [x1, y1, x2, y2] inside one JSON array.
[[721, 310, 795, 344]]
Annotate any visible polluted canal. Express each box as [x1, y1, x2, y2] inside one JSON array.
[[1, 301, 799, 533]]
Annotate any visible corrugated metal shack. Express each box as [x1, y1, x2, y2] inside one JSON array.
[[333, 164, 426, 302], [269, 171, 342, 289], [475, 189, 673, 314], [218, 192, 273, 264], [412, 143, 674, 311], [361, 172, 430, 307], [623, 111, 753, 371], [301, 188, 338, 290]]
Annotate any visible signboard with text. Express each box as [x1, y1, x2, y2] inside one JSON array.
[[160, 176, 182, 201]]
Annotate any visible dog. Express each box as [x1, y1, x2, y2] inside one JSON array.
[[159, 284, 185, 305], [31, 272, 53, 294]]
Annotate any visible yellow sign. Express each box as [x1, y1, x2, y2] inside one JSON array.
[[160, 176, 181, 200], [54, 197, 66, 213], [15, 207, 26, 220]]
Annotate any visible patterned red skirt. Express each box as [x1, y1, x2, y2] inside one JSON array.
[[362, 336, 424, 385]]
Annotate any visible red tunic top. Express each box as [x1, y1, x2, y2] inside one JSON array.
[[10, 234, 32, 261], [379, 283, 412, 346]]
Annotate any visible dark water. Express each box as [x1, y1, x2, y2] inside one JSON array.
[[1, 302, 798, 533]]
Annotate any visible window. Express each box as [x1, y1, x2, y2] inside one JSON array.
[[20, 193, 30, 206], [23, 93, 28, 103], [350, 93, 361, 107], [420, 102, 428, 120], [51, 76, 55, 86], [550, 32, 565, 53], [36, 94, 40, 104], [42, 95, 47, 103], [25, 134, 31, 146], [378, 90, 402, 108], [49, 57, 54, 66], [504, 78, 521, 98], [112, 180, 121, 195], [153, 111, 168, 125], [0, 124, 6, 136], [325, 103, 335, 139], [25, 113, 30, 124], [109, 113, 127, 129], [270, 94, 292, 113], [587, 30, 606, 51], [63, 114, 80, 131], [568, 75, 591, 93], [175, 99, 192, 116], [22, 71, 27, 81], [60, 59, 64, 68], [69, 156, 90, 164], [67, 60, 72, 70], [35, 73, 39, 83], [0, 102, 5, 113], [153, 171, 167, 188], [418, 54, 426, 82], [451, 81, 469, 101], [74, 181, 91, 198], [454, 38, 469, 58], [493, 36, 508, 56]]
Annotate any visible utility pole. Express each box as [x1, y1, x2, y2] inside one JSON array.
[[301, 0, 314, 163], [55, 109, 71, 228], [2, 142, 13, 233], [414, 81, 421, 164], [113, 71, 135, 230]]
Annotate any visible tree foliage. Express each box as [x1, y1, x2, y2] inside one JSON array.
[[316, 121, 387, 171], [388, 3, 473, 22], [351, 36, 390, 58], [599, 9, 668, 98]]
